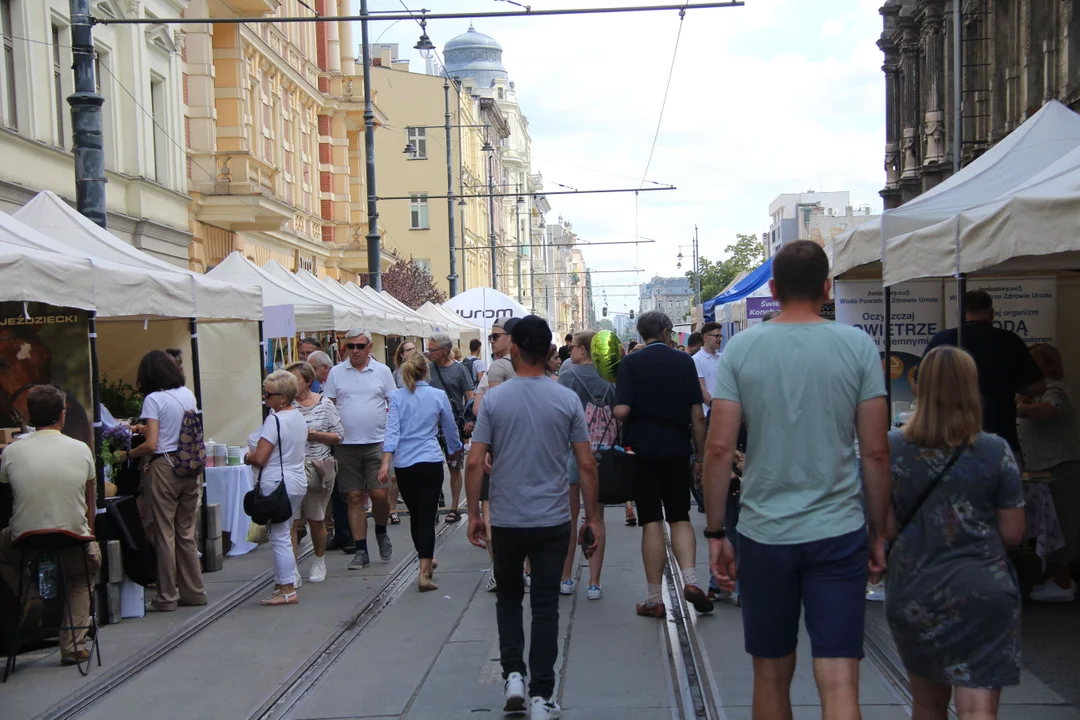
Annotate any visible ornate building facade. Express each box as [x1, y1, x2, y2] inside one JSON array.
[[879, 0, 1080, 209]]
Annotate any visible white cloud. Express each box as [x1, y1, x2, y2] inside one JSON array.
[[365, 0, 886, 314]]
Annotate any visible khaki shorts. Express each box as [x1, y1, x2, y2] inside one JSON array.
[[301, 459, 336, 521], [334, 443, 386, 494]]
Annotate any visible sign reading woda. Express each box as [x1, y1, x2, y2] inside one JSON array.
[[944, 277, 1056, 345]]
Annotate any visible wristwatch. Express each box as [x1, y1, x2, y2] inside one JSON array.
[[703, 528, 726, 540]]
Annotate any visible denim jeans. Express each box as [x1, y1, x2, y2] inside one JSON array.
[[491, 522, 571, 699]]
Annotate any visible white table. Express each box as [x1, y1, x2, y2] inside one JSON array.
[[204, 465, 257, 556]]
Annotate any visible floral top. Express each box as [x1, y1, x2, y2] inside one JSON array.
[[293, 394, 344, 461]]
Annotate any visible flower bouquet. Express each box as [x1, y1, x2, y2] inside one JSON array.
[[101, 423, 133, 475]]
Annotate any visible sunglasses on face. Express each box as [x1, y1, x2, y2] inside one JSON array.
[[346, 342, 369, 350], [489, 333, 507, 342]]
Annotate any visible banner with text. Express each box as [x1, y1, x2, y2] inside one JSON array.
[[835, 280, 943, 406], [746, 297, 781, 325], [944, 277, 1056, 346]]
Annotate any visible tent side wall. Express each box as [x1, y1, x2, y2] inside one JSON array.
[[96, 320, 192, 400], [199, 320, 263, 445]]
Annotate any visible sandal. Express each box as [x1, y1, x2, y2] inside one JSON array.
[[625, 509, 638, 527], [390, 511, 401, 525], [259, 590, 298, 607], [444, 509, 461, 524]]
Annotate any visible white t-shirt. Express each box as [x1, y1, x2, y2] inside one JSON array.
[[141, 387, 198, 453], [693, 348, 723, 414], [255, 409, 308, 496], [322, 359, 396, 445], [471, 355, 487, 374]]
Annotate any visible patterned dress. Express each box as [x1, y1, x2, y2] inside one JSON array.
[[885, 431, 1024, 688]]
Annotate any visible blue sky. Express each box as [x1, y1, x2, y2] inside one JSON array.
[[363, 0, 886, 313]]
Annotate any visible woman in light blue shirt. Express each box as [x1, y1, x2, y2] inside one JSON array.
[[379, 353, 462, 591]]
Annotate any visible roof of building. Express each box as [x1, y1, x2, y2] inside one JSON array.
[[443, 25, 508, 89]]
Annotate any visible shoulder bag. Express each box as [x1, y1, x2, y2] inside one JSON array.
[[432, 361, 468, 438], [243, 414, 294, 526], [890, 444, 965, 554]]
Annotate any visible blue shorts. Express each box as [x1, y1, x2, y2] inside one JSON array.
[[738, 526, 868, 659]]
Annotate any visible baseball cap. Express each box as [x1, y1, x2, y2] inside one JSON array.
[[492, 316, 521, 334], [510, 315, 552, 355]]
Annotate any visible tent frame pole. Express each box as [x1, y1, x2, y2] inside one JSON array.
[[188, 317, 210, 570], [88, 311, 104, 510], [883, 287, 893, 424]]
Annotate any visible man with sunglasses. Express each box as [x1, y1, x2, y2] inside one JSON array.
[[322, 329, 397, 569]]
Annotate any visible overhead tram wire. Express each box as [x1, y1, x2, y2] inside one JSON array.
[[377, 186, 674, 202], [90, 3, 745, 25]]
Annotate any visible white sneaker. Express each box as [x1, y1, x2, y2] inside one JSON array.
[[560, 579, 574, 595], [587, 584, 603, 600], [529, 696, 561, 718], [486, 571, 498, 593], [503, 672, 527, 712], [1031, 580, 1077, 603], [865, 581, 885, 602], [308, 556, 327, 583]]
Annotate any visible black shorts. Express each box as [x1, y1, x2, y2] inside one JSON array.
[[631, 454, 692, 526], [480, 472, 490, 502]]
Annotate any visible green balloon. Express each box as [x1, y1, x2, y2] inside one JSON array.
[[591, 330, 622, 383]]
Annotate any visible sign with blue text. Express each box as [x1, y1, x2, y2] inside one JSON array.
[[943, 277, 1056, 346]]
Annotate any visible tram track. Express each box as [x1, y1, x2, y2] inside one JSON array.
[[33, 518, 463, 720]]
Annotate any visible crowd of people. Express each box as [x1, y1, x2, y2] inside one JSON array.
[[2, 239, 1079, 720]]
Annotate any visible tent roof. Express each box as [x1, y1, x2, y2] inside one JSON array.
[[376, 290, 437, 337], [0, 239, 97, 310], [206, 253, 337, 331], [260, 261, 374, 332], [885, 140, 1080, 286], [833, 100, 1080, 277], [319, 279, 421, 336], [15, 191, 263, 320], [352, 284, 425, 336], [703, 258, 773, 313], [274, 266, 395, 336], [416, 302, 480, 341], [0, 211, 193, 319], [442, 287, 529, 330]]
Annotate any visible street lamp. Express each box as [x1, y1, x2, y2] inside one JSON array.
[[485, 134, 498, 289], [414, 17, 435, 58]]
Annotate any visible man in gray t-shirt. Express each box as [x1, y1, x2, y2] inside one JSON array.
[[427, 333, 475, 520], [466, 315, 602, 716]]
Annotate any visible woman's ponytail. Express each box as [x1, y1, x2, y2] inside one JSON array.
[[401, 353, 429, 393]]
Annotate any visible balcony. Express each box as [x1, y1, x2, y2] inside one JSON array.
[[209, 0, 281, 17], [193, 151, 293, 232]]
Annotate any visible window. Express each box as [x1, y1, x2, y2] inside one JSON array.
[[406, 126, 426, 159], [412, 258, 431, 274], [150, 77, 167, 183], [52, 25, 64, 146], [409, 193, 429, 230], [497, 87, 504, 100], [1, 0, 15, 129]]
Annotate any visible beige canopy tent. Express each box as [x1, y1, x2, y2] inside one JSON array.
[[15, 193, 265, 444], [208, 252, 338, 331]]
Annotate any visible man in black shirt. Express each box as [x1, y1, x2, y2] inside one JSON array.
[[558, 334, 573, 363], [614, 311, 712, 618], [923, 290, 1044, 454]]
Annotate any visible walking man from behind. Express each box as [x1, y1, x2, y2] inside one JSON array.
[[467, 315, 603, 719], [323, 329, 397, 568], [703, 241, 892, 720], [614, 311, 713, 618]]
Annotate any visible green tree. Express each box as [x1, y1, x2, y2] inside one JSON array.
[[687, 233, 765, 301], [596, 318, 615, 332]]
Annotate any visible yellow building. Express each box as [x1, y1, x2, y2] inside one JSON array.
[[0, 0, 191, 263], [185, 0, 393, 278], [367, 44, 493, 295]]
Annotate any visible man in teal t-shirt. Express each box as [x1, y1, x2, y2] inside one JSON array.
[[700, 240, 892, 720]]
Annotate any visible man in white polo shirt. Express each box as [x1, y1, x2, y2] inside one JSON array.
[[323, 329, 397, 569], [693, 322, 723, 416]]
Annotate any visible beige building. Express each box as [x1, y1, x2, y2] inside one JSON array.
[[185, 0, 393, 279], [0, 0, 191, 263]]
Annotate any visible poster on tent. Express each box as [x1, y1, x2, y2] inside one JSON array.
[[835, 280, 943, 406], [0, 302, 93, 448], [746, 297, 781, 326], [943, 278, 1056, 345]]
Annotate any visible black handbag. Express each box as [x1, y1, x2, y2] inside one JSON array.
[[592, 403, 635, 505], [243, 415, 294, 526]]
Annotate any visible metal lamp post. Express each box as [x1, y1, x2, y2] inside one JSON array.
[[515, 192, 525, 303], [360, 0, 382, 290], [485, 134, 497, 289]]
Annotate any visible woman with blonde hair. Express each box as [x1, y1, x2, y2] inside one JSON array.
[[287, 361, 344, 584], [390, 341, 419, 524], [887, 346, 1026, 719], [378, 353, 462, 591], [1018, 343, 1080, 602], [245, 370, 309, 606]]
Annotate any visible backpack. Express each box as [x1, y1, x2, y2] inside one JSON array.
[[166, 392, 206, 477], [462, 356, 478, 386], [565, 367, 618, 452]]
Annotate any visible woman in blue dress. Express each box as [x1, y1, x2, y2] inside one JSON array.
[[887, 346, 1027, 719]]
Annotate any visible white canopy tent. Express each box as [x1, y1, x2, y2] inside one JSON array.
[[0, 240, 97, 310], [353, 285, 425, 336], [277, 266, 396, 335], [377, 290, 436, 337], [832, 100, 1080, 278], [207, 252, 338, 330], [418, 302, 485, 347], [261, 261, 378, 332], [310, 277, 413, 335], [885, 141, 1080, 286], [15, 191, 262, 320], [442, 287, 529, 334]]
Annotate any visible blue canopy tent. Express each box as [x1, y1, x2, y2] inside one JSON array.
[[702, 257, 773, 321]]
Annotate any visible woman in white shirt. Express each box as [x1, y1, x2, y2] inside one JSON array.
[[121, 350, 206, 612], [245, 370, 309, 606]]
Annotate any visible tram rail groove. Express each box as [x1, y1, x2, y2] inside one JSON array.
[[31, 546, 316, 720], [251, 518, 464, 720], [662, 537, 727, 720]]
